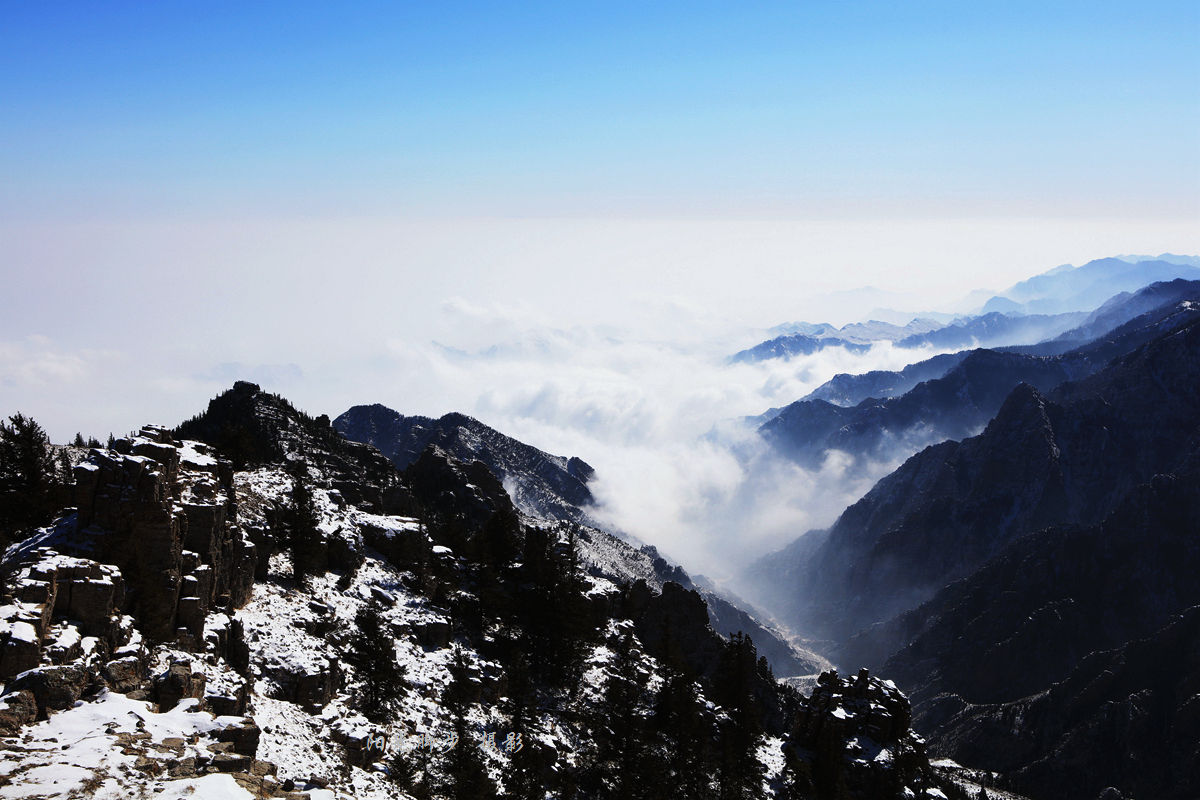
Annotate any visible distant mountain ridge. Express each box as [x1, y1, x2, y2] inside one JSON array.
[[759, 281, 1200, 473], [981, 256, 1200, 315], [748, 313, 1200, 644], [801, 279, 1200, 408], [732, 319, 942, 362], [334, 404, 595, 523]]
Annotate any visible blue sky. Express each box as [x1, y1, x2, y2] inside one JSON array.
[[4, 1, 1198, 220]]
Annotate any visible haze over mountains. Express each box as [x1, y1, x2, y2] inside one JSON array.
[[733, 259, 1200, 798], [2, 253, 1199, 799]]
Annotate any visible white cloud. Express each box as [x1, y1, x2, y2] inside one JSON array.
[[362, 307, 947, 580]]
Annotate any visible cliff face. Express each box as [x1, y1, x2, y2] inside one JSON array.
[[71, 426, 256, 644]]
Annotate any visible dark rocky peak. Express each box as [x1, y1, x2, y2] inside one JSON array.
[[335, 403, 595, 523], [174, 383, 410, 514], [785, 668, 954, 799], [846, 464, 1200, 717], [976, 381, 1054, 443], [401, 444, 515, 529]]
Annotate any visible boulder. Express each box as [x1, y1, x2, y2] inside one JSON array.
[[213, 719, 261, 756], [7, 665, 90, 717], [102, 656, 144, 692], [154, 659, 206, 712], [0, 690, 37, 733]]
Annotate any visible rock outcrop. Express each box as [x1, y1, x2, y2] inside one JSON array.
[[786, 669, 946, 800], [71, 426, 257, 644]]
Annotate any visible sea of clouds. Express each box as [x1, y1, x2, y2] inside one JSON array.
[[363, 298, 949, 585]]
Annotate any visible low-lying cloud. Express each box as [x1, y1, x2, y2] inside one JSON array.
[[370, 303, 947, 583]]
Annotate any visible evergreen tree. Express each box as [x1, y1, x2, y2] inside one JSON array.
[[0, 413, 59, 543], [72, 432, 86, 447], [284, 464, 324, 588], [345, 602, 407, 723], [650, 667, 718, 800], [513, 524, 593, 687], [388, 731, 435, 800], [713, 633, 765, 800], [585, 628, 653, 800], [501, 652, 544, 800], [439, 647, 497, 800]]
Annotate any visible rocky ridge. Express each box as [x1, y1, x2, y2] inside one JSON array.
[[0, 385, 969, 799]]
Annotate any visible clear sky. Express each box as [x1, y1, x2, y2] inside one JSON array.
[[3, 0, 1198, 222]]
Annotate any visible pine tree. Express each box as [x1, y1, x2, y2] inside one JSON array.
[[284, 464, 324, 588], [650, 667, 718, 800], [439, 647, 497, 799], [389, 736, 434, 799], [586, 628, 653, 800], [0, 413, 59, 542], [346, 602, 407, 723], [72, 432, 85, 447], [713, 633, 765, 800], [501, 652, 544, 800]]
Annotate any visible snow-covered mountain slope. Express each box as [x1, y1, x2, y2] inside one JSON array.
[[0, 389, 971, 799], [332, 400, 821, 677], [333, 404, 594, 524]]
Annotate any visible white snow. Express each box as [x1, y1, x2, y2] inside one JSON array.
[[7, 621, 37, 643]]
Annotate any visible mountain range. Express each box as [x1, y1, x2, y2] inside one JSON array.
[[759, 280, 1200, 472], [744, 278, 1200, 799]]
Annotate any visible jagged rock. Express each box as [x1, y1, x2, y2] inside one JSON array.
[[0, 689, 37, 733], [414, 618, 451, 649], [403, 446, 515, 529], [213, 718, 261, 755], [7, 664, 90, 717], [211, 750, 254, 772], [67, 430, 257, 644], [0, 617, 42, 678], [786, 669, 935, 799], [622, 580, 724, 681], [266, 659, 341, 711], [102, 655, 144, 692], [154, 658, 207, 711]]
